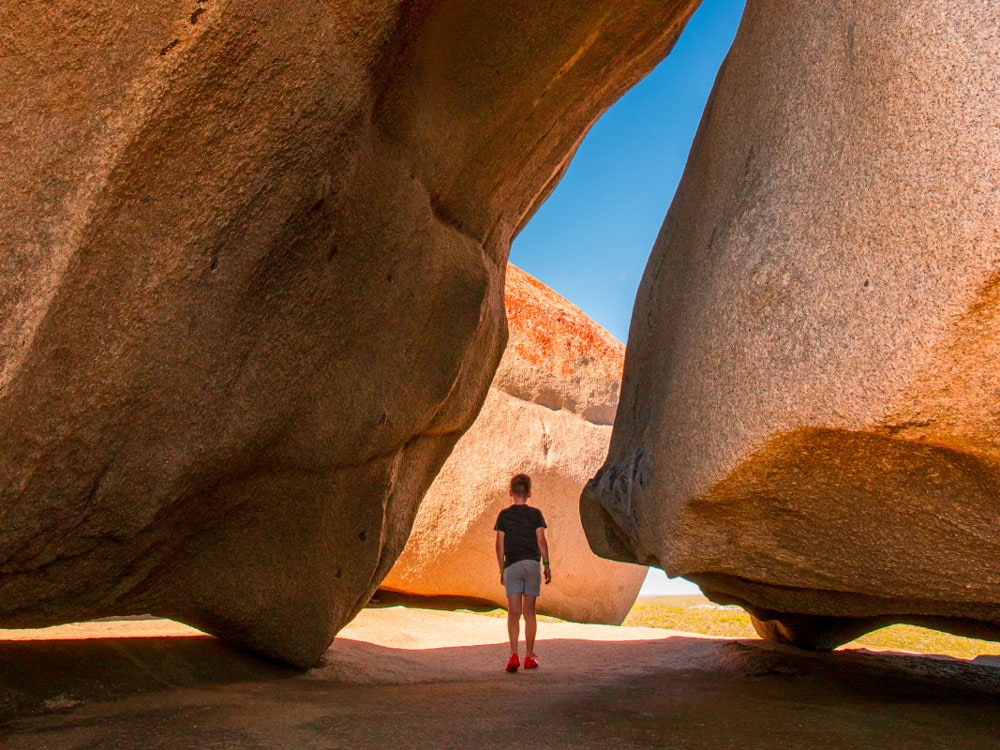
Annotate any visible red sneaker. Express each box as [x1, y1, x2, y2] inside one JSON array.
[[505, 653, 520, 673], [523, 656, 539, 670]]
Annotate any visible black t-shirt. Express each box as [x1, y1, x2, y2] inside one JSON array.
[[494, 504, 547, 568]]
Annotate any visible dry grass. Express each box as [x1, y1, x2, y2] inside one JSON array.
[[624, 596, 1000, 660], [624, 596, 756, 638]]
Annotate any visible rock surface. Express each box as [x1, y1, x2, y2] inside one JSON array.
[[0, 0, 699, 664], [2, 609, 998, 747], [382, 266, 646, 624], [583, 0, 1000, 648]]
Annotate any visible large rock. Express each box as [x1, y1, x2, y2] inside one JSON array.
[[0, 1, 698, 665], [583, 0, 1000, 649], [382, 266, 646, 624]]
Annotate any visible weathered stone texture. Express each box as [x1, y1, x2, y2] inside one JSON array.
[[0, 1, 697, 664], [383, 266, 646, 624], [584, 0, 1000, 648]]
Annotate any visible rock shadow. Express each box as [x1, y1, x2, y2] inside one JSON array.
[[0, 630, 298, 725]]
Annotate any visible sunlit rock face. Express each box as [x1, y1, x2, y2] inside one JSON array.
[[583, 0, 1000, 649], [383, 266, 646, 624], [0, 0, 698, 665]]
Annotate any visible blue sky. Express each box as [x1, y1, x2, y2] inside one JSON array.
[[509, 0, 746, 595]]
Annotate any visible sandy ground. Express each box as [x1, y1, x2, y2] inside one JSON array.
[[1, 607, 998, 749]]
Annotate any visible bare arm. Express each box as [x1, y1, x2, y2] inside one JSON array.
[[536, 528, 551, 584], [496, 531, 505, 585]]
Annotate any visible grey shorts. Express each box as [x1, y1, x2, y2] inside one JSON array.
[[503, 559, 542, 597]]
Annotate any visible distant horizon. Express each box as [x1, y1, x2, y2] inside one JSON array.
[[508, 0, 747, 597]]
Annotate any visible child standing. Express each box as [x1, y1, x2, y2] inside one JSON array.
[[494, 473, 552, 672]]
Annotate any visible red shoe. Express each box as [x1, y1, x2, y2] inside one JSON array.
[[523, 655, 538, 670], [505, 653, 520, 673]]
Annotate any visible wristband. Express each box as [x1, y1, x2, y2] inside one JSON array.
[[542, 561, 550, 567]]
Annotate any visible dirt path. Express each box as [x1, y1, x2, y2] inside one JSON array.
[[2, 608, 998, 749]]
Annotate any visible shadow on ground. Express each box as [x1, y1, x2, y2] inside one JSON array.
[[0, 633, 298, 723], [1, 611, 998, 749]]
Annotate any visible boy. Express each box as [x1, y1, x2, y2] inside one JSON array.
[[494, 473, 552, 672]]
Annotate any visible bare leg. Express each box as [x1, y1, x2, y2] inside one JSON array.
[[523, 595, 538, 657], [507, 594, 523, 654]]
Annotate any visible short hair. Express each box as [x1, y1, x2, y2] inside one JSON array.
[[510, 473, 531, 498]]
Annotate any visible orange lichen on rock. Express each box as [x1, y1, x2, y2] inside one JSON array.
[[497, 265, 624, 425], [505, 265, 623, 382]]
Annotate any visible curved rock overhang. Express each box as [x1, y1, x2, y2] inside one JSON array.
[[0, 0, 700, 665]]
